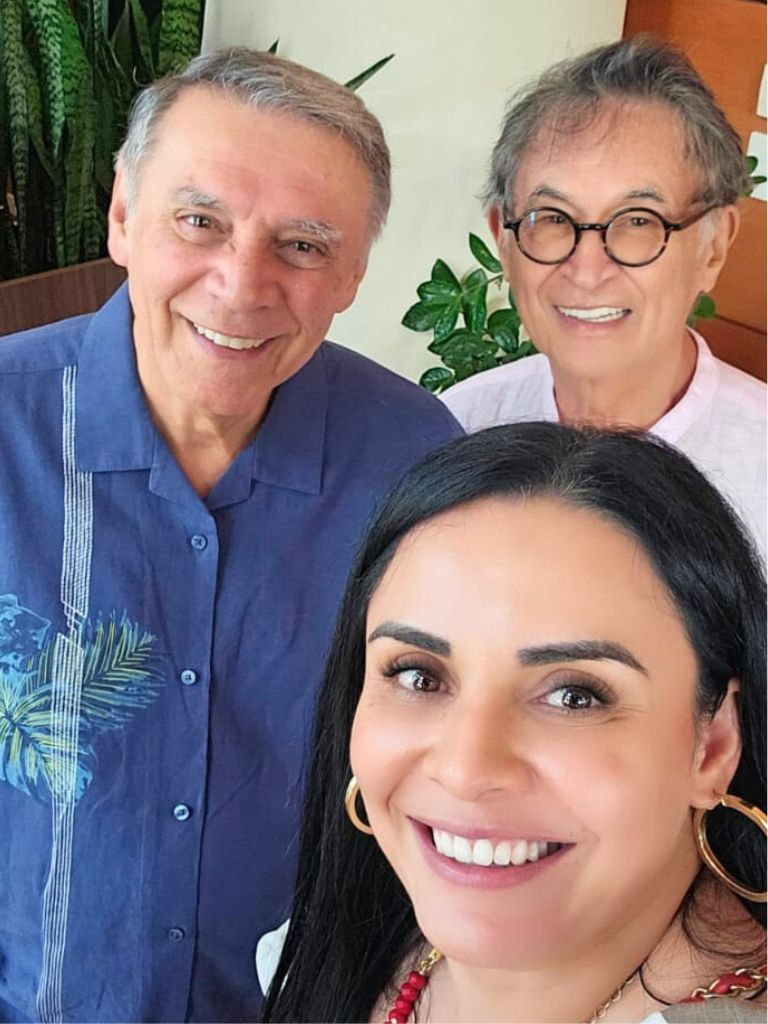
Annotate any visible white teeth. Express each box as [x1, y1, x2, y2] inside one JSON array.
[[453, 836, 473, 863], [510, 839, 528, 866], [472, 839, 494, 866], [432, 829, 553, 867], [193, 322, 267, 350], [493, 841, 511, 866], [558, 306, 627, 323]]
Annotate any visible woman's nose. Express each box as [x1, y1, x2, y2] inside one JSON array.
[[422, 701, 536, 803]]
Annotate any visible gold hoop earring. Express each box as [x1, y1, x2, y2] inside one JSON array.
[[693, 795, 767, 903], [344, 776, 374, 835]]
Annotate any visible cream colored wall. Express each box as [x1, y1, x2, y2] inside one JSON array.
[[202, 1, 627, 382]]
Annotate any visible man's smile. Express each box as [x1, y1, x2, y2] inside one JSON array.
[[555, 305, 630, 324], [192, 321, 271, 350]]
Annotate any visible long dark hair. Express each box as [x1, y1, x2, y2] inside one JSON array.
[[263, 423, 766, 1023]]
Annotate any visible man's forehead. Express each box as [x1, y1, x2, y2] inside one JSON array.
[[514, 100, 695, 201]]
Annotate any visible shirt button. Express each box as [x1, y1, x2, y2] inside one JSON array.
[[179, 669, 198, 686], [173, 803, 191, 821], [168, 927, 185, 942], [190, 534, 208, 551]]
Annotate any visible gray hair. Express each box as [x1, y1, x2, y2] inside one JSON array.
[[117, 46, 391, 239], [483, 35, 748, 213]]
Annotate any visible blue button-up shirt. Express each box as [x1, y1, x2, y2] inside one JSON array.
[[0, 286, 461, 1022]]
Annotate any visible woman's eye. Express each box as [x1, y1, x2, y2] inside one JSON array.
[[542, 684, 604, 711], [394, 667, 440, 693]]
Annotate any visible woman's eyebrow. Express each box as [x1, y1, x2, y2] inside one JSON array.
[[367, 621, 451, 657], [518, 640, 648, 675]]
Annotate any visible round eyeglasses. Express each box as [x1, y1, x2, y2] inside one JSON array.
[[502, 205, 717, 268]]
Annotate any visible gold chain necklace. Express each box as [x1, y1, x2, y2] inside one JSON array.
[[385, 950, 639, 1024]]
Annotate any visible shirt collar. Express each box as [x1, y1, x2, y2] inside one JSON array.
[[76, 283, 157, 472], [76, 283, 328, 497], [651, 329, 719, 443]]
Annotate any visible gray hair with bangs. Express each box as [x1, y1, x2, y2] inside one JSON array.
[[483, 35, 748, 216]]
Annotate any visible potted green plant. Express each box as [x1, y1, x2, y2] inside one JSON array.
[[0, 7, 391, 333], [0, 0, 206, 281]]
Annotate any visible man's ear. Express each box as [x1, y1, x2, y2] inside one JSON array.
[[699, 205, 739, 294], [690, 681, 742, 809], [107, 166, 130, 269], [488, 205, 505, 253]]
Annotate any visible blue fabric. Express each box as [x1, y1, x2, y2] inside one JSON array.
[[0, 285, 461, 1023]]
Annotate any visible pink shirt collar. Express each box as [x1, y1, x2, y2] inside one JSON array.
[[548, 330, 718, 441]]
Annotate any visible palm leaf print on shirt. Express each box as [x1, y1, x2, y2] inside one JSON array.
[[0, 599, 163, 801]]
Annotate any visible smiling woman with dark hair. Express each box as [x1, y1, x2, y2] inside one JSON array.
[[261, 423, 766, 1024]]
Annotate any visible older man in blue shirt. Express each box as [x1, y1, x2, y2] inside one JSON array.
[[0, 49, 460, 1022]]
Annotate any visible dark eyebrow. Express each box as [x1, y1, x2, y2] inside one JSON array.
[[367, 621, 451, 657], [170, 186, 226, 212], [518, 641, 648, 675]]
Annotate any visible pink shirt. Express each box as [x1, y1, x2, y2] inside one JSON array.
[[442, 331, 766, 549]]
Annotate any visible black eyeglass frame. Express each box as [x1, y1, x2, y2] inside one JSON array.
[[502, 204, 719, 268]]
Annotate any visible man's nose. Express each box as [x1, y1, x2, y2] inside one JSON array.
[[422, 701, 536, 804], [210, 244, 283, 309], [559, 225, 619, 290]]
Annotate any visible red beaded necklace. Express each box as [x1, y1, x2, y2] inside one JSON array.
[[384, 949, 767, 1024]]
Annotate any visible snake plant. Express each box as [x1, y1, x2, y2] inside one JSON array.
[[0, 0, 206, 281]]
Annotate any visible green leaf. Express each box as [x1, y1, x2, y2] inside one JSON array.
[[511, 340, 538, 360], [157, 0, 203, 77], [402, 300, 445, 332], [432, 299, 461, 342], [267, 39, 279, 54], [417, 279, 461, 301], [111, 3, 133, 78], [127, 0, 156, 80], [431, 258, 460, 289], [468, 233, 502, 273], [1, 0, 30, 269], [487, 307, 521, 353], [419, 367, 455, 393], [25, 0, 66, 156], [692, 293, 716, 320], [487, 307, 520, 333], [428, 324, 467, 354], [461, 267, 488, 333], [745, 155, 758, 174], [344, 53, 394, 92]]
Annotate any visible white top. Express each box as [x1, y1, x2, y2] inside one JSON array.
[[442, 332, 767, 550]]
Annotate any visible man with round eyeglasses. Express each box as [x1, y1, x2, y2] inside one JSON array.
[[504, 204, 717, 269], [444, 37, 765, 550]]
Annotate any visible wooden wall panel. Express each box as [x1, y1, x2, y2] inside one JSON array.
[[624, 0, 766, 379], [0, 258, 126, 336]]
